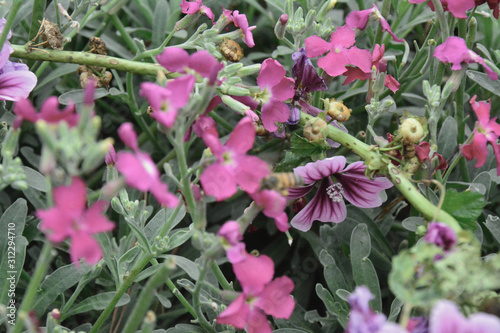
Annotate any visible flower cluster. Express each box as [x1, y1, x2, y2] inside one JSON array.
[[13, 97, 79, 129]]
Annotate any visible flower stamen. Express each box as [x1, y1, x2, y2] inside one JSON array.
[[326, 182, 344, 202]]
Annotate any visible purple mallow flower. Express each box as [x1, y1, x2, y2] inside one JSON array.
[[287, 156, 393, 232], [425, 222, 457, 252]]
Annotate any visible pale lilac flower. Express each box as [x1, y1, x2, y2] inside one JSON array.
[[13, 96, 78, 129], [288, 156, 393, 232], [180, 0, 215, 23], [434, 37, 498, 81], [37, 177, 114, 266], [0, 18, 37, 101], [255, 58, 295, 132], [304, 25, 372, 78], [140, 75, 196, 128], [462, 96, 500, 175], [346, 5, 404, 42], [409, 0, 475, 19], [115, 123, 179, 207], [156, 47, 224, 85], [251, 189, 289, 232], [429, 300, 500, 333], [217, 253, 295, 333], [200, 117, 270, 200]]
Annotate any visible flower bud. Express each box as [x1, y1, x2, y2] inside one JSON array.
[[220, 84, 249, 96], [303, 117, 327, 141], [81, 138, 114, 173], [399, 118, 425, 143], [111, 197, 126, 215], [223, 62, 244, 75], [1, 128, 20, 159], [304, 10, 316, 30], [274, 14, 288, 40], [237, 64, 261, 77], [221, 95, 251, 115]]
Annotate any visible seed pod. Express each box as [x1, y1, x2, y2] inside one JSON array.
[[323, 98, 351, 122], [399, 118, 425, 143], [303, 117, 327, 141]]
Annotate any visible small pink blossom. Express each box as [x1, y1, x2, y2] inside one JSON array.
[[13, 96, 78, 129], [180, 0, 215, 23], [200, 117, 270, 200], [218, 221, 246, 263], [434, 37, 498, 80], [255, 59, 295, 132], [156, 47, 224, 85], [304, 26, 372, 78], [115, 123, 179, 207], [232, 10, 256, 48], [37, 177, 114, 266], [140, 75, 196, 128], [251, 190, 289, 232], [409, 0, 475, 19], [217, 253, 295, 333], [346, 5, 403, 42], [105, 145, 116, 166], [184, 95, 221, 142], [462, 96, 500, 175]]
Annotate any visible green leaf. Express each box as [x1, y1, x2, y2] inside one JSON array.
[[315, 284, 349, 328], [402, 217, 425, 232], [291, 133, 324, 158], [442, 189, 485, 230], [484, 215, 500, 246], [274, 150, 309, 172], [166, 324, 204, 333], [65, 292, 130, 317], [144, 205, 186, 240], [118, 246, 141, 282], [466, 70, 500, 97], [158, 255, 200, 280], [125, 217, 152, 255], [20, 166, 47, 192], [33, 264, 92, 317], [152, 0, 169, 47], [0, 199, 28, 306], [437, 117, 458, 160], [350, 224, 382, 312], [388, 298, 404, 322], [166, 225, 194, 251], [319, 250, 349, 301]]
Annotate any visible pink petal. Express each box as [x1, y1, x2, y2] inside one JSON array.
[[261, 100, 290, 132], [346, 47, 374, 73], [13, 98, 39, 127], [233, 254, 274, 295], [384, 75, 400, 93], [218, 221, 243, 245], [293, 156, 347, 184], [271, 77, 295, 102], [193, 115, 216, 138], [37, 208, 73, 242], [234, 155, 270, 194], [168, 75, 196, 109], [337, 161, 393, 208], [434, 37, 471, 71], [345, 8, 372, 30], [201, 127, 224, 157], [149, 182, 179, 207], [82, 201, 115, 234], [118, 123, 139, 151], [156, 47, 190, 73], [287, 183, 315, 199], [256, 276, 295, 318], [188, 51, 223, 84], [273, 212, 289, 232], [304, 35, 331, 58], [150, 109, 179, 128], [468, 312, 500, 332], [200, 162, 237, 201], [217, 294, 250, 329], [318, 51, 351, 77], [470, 95, 492, 127], [116, 152, 157, 191], [0, 69, 37, 101], [343, 67, 370, 85], [492, 139, 500, 176], [39, 96, 77, 126], [462, 132, 488, 168], [70, 231, 103, 266], [429, 300, 467, 333], [447, 0, 475, 18], [330, 25, 356, 49], [53, 177, 87, 217], [290, 178, 347, 231], [226, 117, 255, 154], [257, 58, 287, 89], [246, 308, 272, 333], [201, 6, 215, 23], [253, 189, 286, 218]]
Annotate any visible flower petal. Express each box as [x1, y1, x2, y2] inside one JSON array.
[[233, 254, 274, 295], [70, 231, 103, 266], [462, 132, 488, 168], [255, 276, 295, 318], [234, 155, 270, 195], [216, 293, 249, 329], [226, 117, 255, 154], [257, 58, 286, 89], [200, 162, 237, 201], [0, 67, 37, 101], [247, 308, 272, 333], [293, 156, 347, 184], [261, 100, 290, 132], [156, 47, 189, 73], [304, 35, 331, 58]]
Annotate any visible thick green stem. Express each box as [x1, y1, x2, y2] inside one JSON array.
[[210, 261, 233, 291], [12, 243, 53, 333], [11, 45, 168, 76]]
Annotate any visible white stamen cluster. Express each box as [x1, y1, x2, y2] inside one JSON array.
[[326, 183, 344, 202]]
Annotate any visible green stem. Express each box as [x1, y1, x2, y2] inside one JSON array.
[[122, 264, 169, 333], [110, 14, 139, 55], [210, 261, 233, 291], [12, 243, 53, 333], [456, 19, 470, 183], [89, 254, 153, 333], [0, 0, 21, 52], [28, 0, 46, 40], [11, 45, 168, 76], [192, 260, 216, 333], [430, 0, 449, 41]]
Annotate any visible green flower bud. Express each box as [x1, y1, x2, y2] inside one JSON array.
[[400, 118, 425, 143], [221, 95, 251, 115], [81, 138, 114, 174], [111, 197, 125, 215]]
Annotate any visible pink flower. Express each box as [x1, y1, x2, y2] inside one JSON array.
[[251, 190, 289, 232], [218, 221, 246, 263], [200, 117, 270, 200], [180, 0, 215, 23], [304, 25, 372, 78], [414, 141, 447, 171], [140, 75, 196, 128], [105, 145, 116, 166], [343, 44, 400, 93], [115, 123, 179, 207], [13, 96, 78, 129], [462, 96, 500, 175], [232, 10, 256, 48], [156, 47, 224, 85], [0, 18, 37, 102], [217, 253, 295, 333], [184, 95, 221, 142], [409, 0, 475, 19], [346, 5, 403, 42], [37, 177, 114, 266], [288, 156, 393, 232], [255, 59, 295, 132], [434, 36, 498, 80]]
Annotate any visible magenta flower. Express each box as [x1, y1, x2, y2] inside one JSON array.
[[218, 221, 246, 263], [180, 0, 215, 23], [304, 25, 372, 78], [13, 96, 78, 129], [255, 58, 295, 132], [251, 189, 289, 232], [287, 156, 393, 232], [0, 18, 37, 101], [415, 142, 447, 172], [409, 0, 474, 19], [232, 10, 256, 48], [156, 47, 224, 85], [425, 222, 457, 252], [184, 95, 221, 142], [347, 286, 407, 333], [200, 117, 270, 200], [217, 253, 295, 333], [434, 37, 498, 81], [429, 300, 500, 333], [37, 177, 114, 266], [105, 145, 116, 166], [343, 44, 400, 93], [462, 96, 500, 175], [115, 123, 179, 207], [346, 5, 404, 42], [140, 75, 196, 128]]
